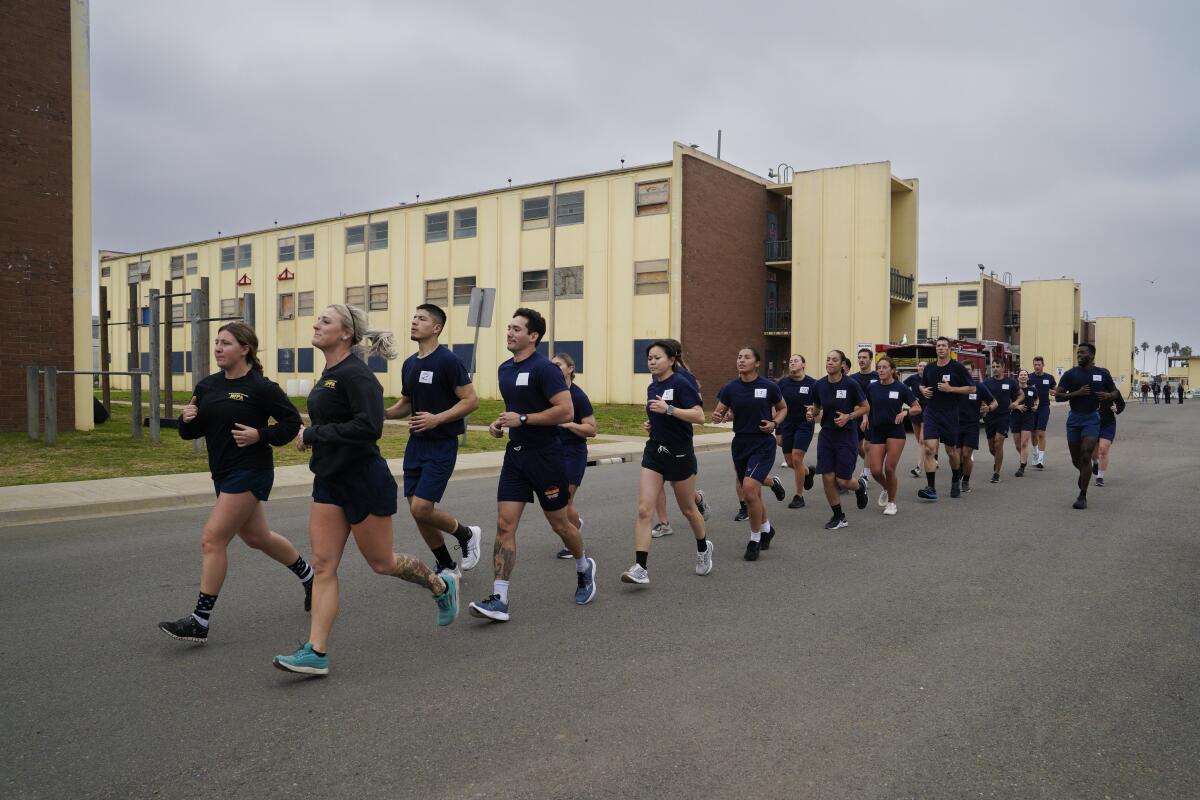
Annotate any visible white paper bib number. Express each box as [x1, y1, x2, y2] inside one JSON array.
[[754, 388, 768, 398], [942, 374, 950, 382], [969, 393, 977, 400], [419, 370, 434, 384], [1092, 374, 1102, 382], [661, 389, 674, 401], [835, 389, 847, 399], [516, 372, 530, 386], [1043, 378, 1050, 385], [1002, 383, 1010, 390], [799, 386, 810, 394], [888, 390, 899, 399]]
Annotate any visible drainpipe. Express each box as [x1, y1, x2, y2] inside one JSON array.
[[548, 182, 558, 356]]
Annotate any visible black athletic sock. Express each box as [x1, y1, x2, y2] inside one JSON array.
[[951, 469, 962, 482], [431, 545, 455, 570], [831, 504, 843, 517], [451, 522, 473, 548], [192, 591, 217, 626], [312, 647, 326, 657], [287, 556, 314, 582], [695, 537, 708, 553], [635, 550, 648, 568], [926, 472, 936, 490]]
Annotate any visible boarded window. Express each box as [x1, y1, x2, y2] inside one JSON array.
[[635, 179, 669, 216], [345, 285, 366, 307], [425, 278, 448, 305], [278, 293, 295, 320], [369, 284, 388, 311], [555, 265, 584, 299], [297, 291, 314, 317], [521, 269, 549, 301], [169, 255, 185, 279], [634, 259, 669, 295]]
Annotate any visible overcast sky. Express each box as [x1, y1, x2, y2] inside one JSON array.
[[92, 0, 1199, 357]]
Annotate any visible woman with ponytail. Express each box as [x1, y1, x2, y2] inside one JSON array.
[[273, 305, 458, 676], [160, 322, 311, 644]]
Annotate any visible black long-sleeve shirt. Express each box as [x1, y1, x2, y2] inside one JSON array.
[[302, 355, 385, 477], [178, 370, 301, 479]]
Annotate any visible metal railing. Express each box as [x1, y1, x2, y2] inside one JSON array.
[[890, 268, 914, 302], [1005, 312, 1020, 327], [764, 239, 792, 262], [764, 306, 791, 334]]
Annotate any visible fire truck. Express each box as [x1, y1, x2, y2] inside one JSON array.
[[875, 339, 1018, 382]]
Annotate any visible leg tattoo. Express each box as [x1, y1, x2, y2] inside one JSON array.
[[390, 553, 445, 595]]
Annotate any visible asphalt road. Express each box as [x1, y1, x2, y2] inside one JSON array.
[[3, 402, 1198, 799]]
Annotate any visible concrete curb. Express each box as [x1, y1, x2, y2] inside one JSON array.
[[0, 433, 735, 528]]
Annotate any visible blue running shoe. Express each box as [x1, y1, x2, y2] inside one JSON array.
[[468, 594, 510, 622], [273, 643, 328, 676], [917, 487, 939, 501], [575, 557, 597, 605], [435, 573, 459, 626]]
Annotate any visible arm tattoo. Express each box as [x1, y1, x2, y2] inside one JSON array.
[[494, 540, 516, 580], [390, 553, 445, 595]]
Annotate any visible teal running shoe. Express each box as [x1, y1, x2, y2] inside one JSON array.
[[272, 643, 328, 676], [435, 573, 459, 626]]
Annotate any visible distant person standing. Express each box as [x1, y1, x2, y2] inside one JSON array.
[[1179, 383, 1186, 403], [1163, 381, 1172, 404], [1140, 382, 1149, 404], [1152, 382, 1160, 404]]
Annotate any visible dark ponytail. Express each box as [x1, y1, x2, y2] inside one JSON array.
[[218, 321, 263, 372]]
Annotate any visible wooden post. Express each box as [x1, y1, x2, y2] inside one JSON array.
[[43, 367, 58, 446], [163, 279, 173, 419], [99, 285, 111, 413], [130, 370, 142, 440], [148, 289, 161, 444], [27, 366, 40, 440]]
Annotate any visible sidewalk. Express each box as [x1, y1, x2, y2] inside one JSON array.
[[0, 432, 736, 528]]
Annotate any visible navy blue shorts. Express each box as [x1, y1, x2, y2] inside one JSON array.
[[1066, 410, 1100, 443], [402, 436, 458, 503], [1035, 403, 1051, 432], [497, 441, 569, 511], [779, 424, 814, 454], [921, 406, 959, 444], [731, 434, 777, 485], [312, 456, 398, 525], [956, 422, 981, 451], [816, 428, 858, 480], [641, 440, 698, 482], [562, 444, 588, 487], [985, 416, 1010, 439], [866, 422, 906, 445], [213, 468, 273, 502], [1099, 420, 1116, 442], [1010, 412, 1035, 433]]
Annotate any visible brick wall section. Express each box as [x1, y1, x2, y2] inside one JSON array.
[[0, 1, 75, 432], [981, 277, 1009, 342], [679, 155, 781, 407]]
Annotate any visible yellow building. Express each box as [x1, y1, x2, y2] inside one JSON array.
[[1094, 316, 1136, 394], [1167, 356, 1199, 392], [916, 272, 1020, 346], [1018, 279, 1082, 377], [97, 145, 919, 405]]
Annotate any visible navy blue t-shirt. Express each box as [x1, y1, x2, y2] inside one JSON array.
[[982, 376, 1017, 419], [903, 374, 924, 407], [647, 371, 702, 452], [1058, 366, 1117, 414], [559, 383, 594, 448], [959, 380, 995, 425], [401, 345, 471, 439], [1030, 371, 1057, 404], [498, 350, 569, 447], [812, 375, 866, 429], [866, 379, 915, 429], [777, 375, 818, 429], [1013, 381, 1038, 415], [677, 368, 701, 395], [717, 376, 782, 437], [921, 359, 974, 412], [850, 370, 880, 396]]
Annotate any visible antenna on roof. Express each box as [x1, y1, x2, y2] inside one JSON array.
[[717, 129, 722, 159], [620, 158, 625, 168], [507, 178, 512, 186]]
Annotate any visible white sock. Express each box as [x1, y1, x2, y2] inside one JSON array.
[[575, 554, 589, 572], [759, 521, 771, 534], [191, 613, 210, 628], [493, 580, 509, 603], [1097, 469, 1105, 478], [750, 531, 761, 543]]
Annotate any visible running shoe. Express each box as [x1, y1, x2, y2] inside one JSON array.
[[303, 577, 313, 613], [1091, 461, 1099, 476], [950, 479, 961, 498], [883, 502, 898, 516], [877, 489, 889, 508], [158, 616, 208, 644], [458, 525, 483, 571], [468, 594, 510, 622], [961, 479, 971, 494], [760, 524, 776, 550], [917, 487, 939, 501], [855, 478, 869, 510], [824, 513, 848, 530], [804, 468, 815, 491], [575, 558, 597, 604], [695, 490, 711, 520], [1034, 462, 1045, 470], [1095, 477, 1105, 487], [435, 561, 462, 581], [651, 522, 674, 538], [273, 643, 328, 675], [695, 541, 714, 576], [1072, 496, 1088, 510], [620, 564, 650, 585], [734, 503, 749, 522], [910, 466, 921, 478], [788, 495, 806, 509], [1015, 464, 1026, 477], [555, 548, 573, 560], [744, 540, 760, 561], [769, 476, 787, 502], [434, 573, 459, 626], [991, 472, 1000, 484]]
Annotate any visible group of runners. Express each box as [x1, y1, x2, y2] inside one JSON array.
[[158, 305, 1126, 676]]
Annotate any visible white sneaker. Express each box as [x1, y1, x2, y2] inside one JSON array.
[[877, 489, 889, 508], [884, 502, 898, 516], [458, 526, 483, 571], [695, 540, 714, 576], [651, 522, 673, 538], [620, 564, 650, 585], [436, 561, 463, 580]]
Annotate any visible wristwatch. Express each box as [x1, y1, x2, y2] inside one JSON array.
[[518, 414, 528, 426], [666, 405, 675, 416]]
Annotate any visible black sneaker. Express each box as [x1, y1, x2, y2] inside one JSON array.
[[1072, 495, 1088, 510], [788, 494, 806, 509], [909, 466, 921, 478], [950, 479, 961, 498], [961, 479, 971, 494], [824, 513, 848, 530], [158, 616, 208, 644], [303, 577, 313, 613], [1091, 461, 1099, 476], [760, 525, 776, 550], [855, 478, 869, 510], [803, 468, 815, 491], [1095, 477, 1105, 487], [990, 472, 1000, 484], [917, 487, 939, 501], [1015, 464, 1026, 477], [744, 540, 760, 561], [555, 548, 574, 560], [1034, 462, 1044, 470], [734, 503, 749, 522], [769, 476, 786, 502]]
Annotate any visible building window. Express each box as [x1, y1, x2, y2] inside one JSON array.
[[426, 212, 449, 242], [297, 291, 314, 317], [957, 327, 977, 340], [169, 255, 185, 280], [453, 276, 476, 306], [633, 339, 657, 374], [917, 292, 928, 308], [130, 260, 151, 282], [369, 221, 388, 250], [298, 234, 314, 260], [345, 225, 365, 253], [635, 180, 669, 216], [522, 196, 549, 230], [278, 348, 295, 373], [454, 208, 477, 239], [220, 298, 241, 318], [958, 289, 978, 307], [278, 292, 295, 320], [100, 265, 111, 278], [278, 236, 296, 262], [369, 283, 388, 311], [555, 265, 584, 299], [521, 269, 549, 301], [221, 247, 236, 270], [237, 244, 251, 268], [345, 285, 366, 307], [425, 278, 448, 305], [367, 355, 388, 373], [634, 259, 669, 295], [556, 191, 584, 226], [185, 252, 198, 274], [917, 328, 928, 341], [171, 303, 184, 325], [555, 340, 584, 374], [298, 347, 314, 372]]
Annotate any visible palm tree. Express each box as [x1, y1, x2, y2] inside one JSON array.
[[1154, 344, 1164, 375], [1140, 341, 1150, 372], [1181, 345, 1193, 359]]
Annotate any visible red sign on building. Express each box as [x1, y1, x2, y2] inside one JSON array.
[[237, 274, 252, 286], [278, 267, 294, 281]]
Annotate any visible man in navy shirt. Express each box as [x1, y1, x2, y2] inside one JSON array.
[[904, 362, 927, 477], [1030, 356, 1057, 469], [955, 377, 996, 493], [917, 337, 975, 500], [468, 308, 596, 622], [981, 361, 1018, 483], [850, 348, 880, 483], [386, 304, 483, 580], [1054, 342, 1117, 509]]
